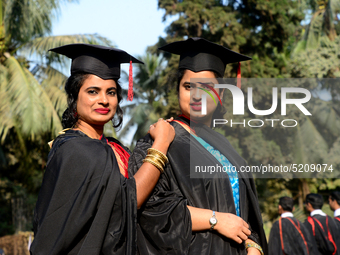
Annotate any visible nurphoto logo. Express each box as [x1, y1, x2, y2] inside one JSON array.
[[197, 83, 312, 128]]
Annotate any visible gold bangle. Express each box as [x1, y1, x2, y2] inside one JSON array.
[[143, 158, 164, 173], [145, 154, 166, 168], [245, 242, 264, 255], [147, 148, 168, 164]]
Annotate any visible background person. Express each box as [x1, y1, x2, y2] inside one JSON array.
[[304, 193, 340, 255], [268, 196, 318, 255], [329, 191, 340, 228]]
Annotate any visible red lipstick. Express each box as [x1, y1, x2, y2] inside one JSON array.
[[190, 102, 202, 111], [95, 108, 110, 114]]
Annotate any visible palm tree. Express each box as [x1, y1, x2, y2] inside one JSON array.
[[0, 0, 114, 234], [118, 53, 167, 147]]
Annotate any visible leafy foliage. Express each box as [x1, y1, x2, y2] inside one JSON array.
[[1, 0, 340, 238], [143, 0, 340, 233], [0, 0, 114, 234], [119, 53, 167, 147]]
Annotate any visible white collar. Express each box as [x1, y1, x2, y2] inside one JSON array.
[[281, 212, 294, 218], [311, 209, 327, 217], [334, 208, 340, 217]]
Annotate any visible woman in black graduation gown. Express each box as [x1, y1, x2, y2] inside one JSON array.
[[128, 38, 268, 255], [30, 44, 175, 255]]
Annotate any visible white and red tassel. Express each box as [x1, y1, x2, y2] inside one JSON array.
[[127, 60, 134, 101]]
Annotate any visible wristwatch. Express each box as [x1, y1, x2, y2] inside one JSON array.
[[209, 211, 218, 230]]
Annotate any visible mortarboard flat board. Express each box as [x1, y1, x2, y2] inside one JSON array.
[[158, 37, 251, 78], [49, 44, 143, 100]]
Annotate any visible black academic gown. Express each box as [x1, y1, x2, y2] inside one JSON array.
[[268, 217, 319, 255], [128, 116, 268, 255], [304, 214, 340, 255], [30, 130, 137, 255], [335, 216, 340, 230]]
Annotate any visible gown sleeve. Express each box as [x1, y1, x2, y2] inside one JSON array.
[[328, 216, 340, 255], [128, 136, 192, 255], [300, 222, 321, 255], [268, 219, 317, 255], [245, 176, 267, 251], [303, 218, 332, 255], [31, 137, 137, 255], [268, 221, 281, 255]]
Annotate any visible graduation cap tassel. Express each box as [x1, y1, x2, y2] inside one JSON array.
[[236, 62, 241, 89], [127, 60, 134, 101]]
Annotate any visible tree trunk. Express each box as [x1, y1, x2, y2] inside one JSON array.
[[298, 179, 310, 210], [298, 181, 304, 210]]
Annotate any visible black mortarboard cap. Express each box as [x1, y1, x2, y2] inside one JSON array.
[[158, 37, 251, 77], [49, 43, 143, 100]]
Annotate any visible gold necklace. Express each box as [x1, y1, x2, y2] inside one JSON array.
[[73, 127, 95, 139]]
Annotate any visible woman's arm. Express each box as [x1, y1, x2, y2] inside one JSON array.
[[187, 206, 261, 254], [187, 206, 251, 243], [133, 118, 175, 208], [245, 239, 262, 255]]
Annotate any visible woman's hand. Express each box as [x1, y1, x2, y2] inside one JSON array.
[[134, 118, 175, 208], [187, 206, 251, 244], [149, 118, 175, 154], [214, 212, 251, 244]]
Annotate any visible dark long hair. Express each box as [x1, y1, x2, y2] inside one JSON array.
[[61, 72, 123, 129], [176, 69, 227, 120]]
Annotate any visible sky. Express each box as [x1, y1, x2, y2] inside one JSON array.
[[51, 0, 175, 80], [52, 0, 170, 59]]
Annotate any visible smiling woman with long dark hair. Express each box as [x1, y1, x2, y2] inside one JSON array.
[[30, 44, 175, 255]]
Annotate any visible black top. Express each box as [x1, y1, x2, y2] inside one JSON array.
[[49, 43, 143, 80], [304, 214, 340, 255], [335, 216, 340, 229], [128, 116, 268, 255], [158, 37, 251, 77], [268, 216, 319, 255], [30, 130, 137, 255]]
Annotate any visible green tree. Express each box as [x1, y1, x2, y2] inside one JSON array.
[[153, 0, 340, 235], [0, 0, 113, 234], [294, 0, 340, 52], [119, 53, 167, 146]]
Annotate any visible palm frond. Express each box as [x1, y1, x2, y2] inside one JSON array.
[[306, 10, 324, 49], [44, 84, 67, 117], [23, 67, 63, 137], [310, 99, 340, 137], [293, 116, 328, 165], [4, 56, 62, 138], [118, 112, 138, 139], [5, 56, 44, 136], [4, 0, 60, 45], [23, 34, 113, 56], [0, 64, 15, 142], [40, 66, 68, 116], [21, 34, 114, 67], [41, 65, 68, 87], [103, 121, 117, 138]]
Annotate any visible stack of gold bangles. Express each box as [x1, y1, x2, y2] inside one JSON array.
[[143, 148, 168, 173]]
